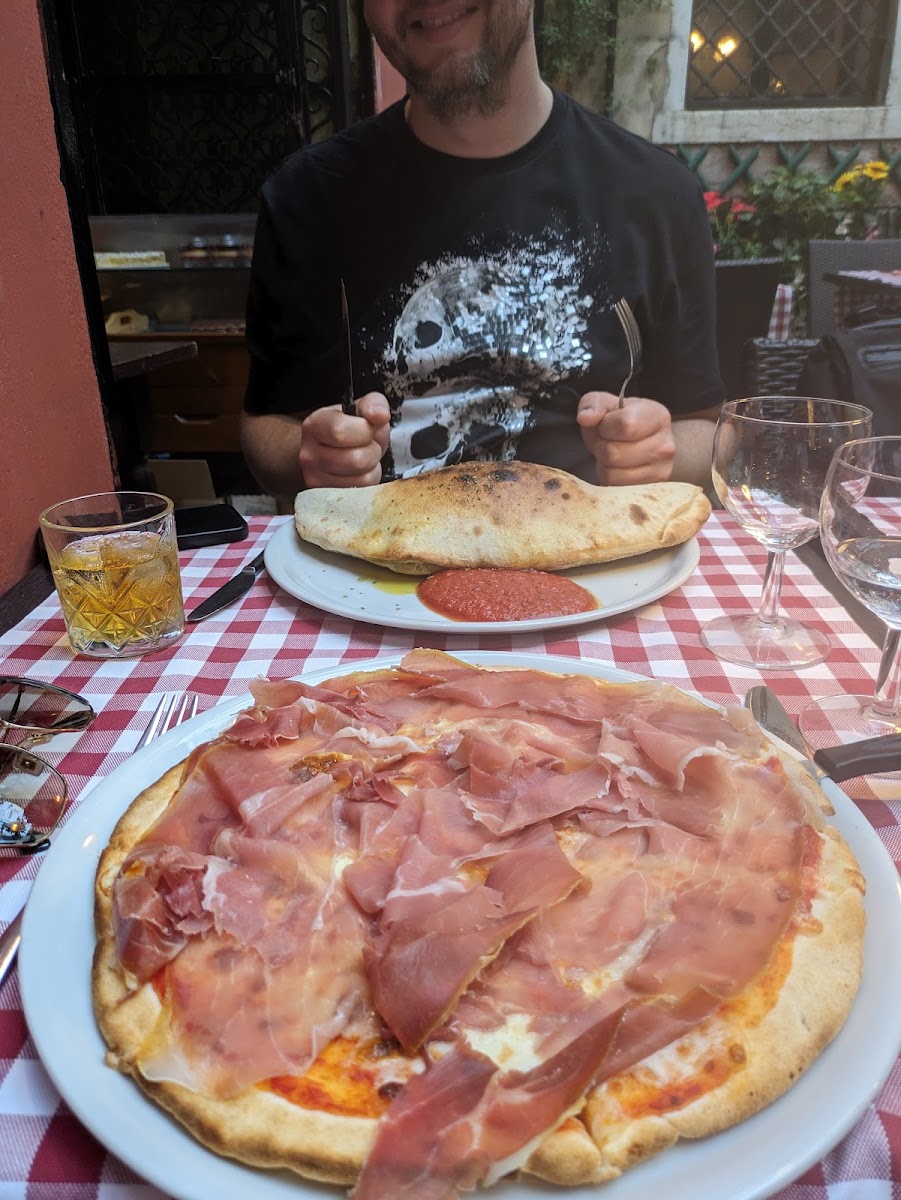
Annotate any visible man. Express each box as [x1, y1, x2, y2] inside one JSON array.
[[241, 0, 723, 509]]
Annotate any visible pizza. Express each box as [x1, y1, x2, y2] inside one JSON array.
[[293, 461, 712, 574], [93, 651, 865, 1198]]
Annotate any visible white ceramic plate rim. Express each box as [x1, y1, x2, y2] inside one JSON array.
[[18, 651, 901, 1200], [263, 521, 701, 634]]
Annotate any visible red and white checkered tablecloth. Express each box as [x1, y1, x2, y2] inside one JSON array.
[[767, 283, 795, 341], [1, 513, 898, 1199]]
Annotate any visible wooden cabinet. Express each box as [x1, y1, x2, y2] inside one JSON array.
[[145, 341, 248, 454], [122, 336, 249, 455]]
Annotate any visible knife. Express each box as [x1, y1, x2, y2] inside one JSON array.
[[186, 551, 266, 623], [0, 907, 23, 989], [745, 685, 901, 783], [340, 278, 356, 416]]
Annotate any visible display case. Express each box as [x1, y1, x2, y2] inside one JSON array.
[[91, 214, 256, 472], [90, 213, 255, 334]]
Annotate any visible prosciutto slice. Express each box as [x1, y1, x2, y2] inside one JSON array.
[[351, 1010, 626, 1200], [364, 817, 584, 1051], [136, 779, 372, 1097]]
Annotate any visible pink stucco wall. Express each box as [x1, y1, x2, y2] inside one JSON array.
[[0, 0, 114, 595]]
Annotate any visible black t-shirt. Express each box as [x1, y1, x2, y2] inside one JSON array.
[[244, 90, 723, 482]]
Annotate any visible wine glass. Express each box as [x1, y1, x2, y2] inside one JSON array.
[[701, 397, 872, 670], [800, 436, 901, 746]]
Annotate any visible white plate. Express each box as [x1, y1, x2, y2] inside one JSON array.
[[19, 652, 901, 1200], [263, 521, 701, 633]]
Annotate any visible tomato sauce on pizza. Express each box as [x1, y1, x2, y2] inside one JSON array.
[[266, 1038, 396, 1119]]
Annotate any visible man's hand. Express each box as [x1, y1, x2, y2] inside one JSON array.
[[577, 392, 676, 486], [299, 393, 391, 489]]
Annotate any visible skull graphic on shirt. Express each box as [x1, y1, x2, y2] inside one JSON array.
[[375, 242, 601, 477]]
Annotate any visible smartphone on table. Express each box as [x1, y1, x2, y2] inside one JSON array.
[[174, 503, 248, 550]]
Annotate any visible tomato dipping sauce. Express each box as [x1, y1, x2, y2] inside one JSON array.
[[417, 568, 597, 622]]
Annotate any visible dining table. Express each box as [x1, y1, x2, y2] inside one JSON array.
[[1, 510, 899, 1200], [824, 267, 901, 329]]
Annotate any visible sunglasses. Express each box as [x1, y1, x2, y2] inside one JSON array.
[[0, 677, 94, 745], [0, 677, 95, 852]]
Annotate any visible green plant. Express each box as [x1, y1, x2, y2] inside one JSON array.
[[745, 168, 841, 274], [538, 0, 659, 88], [539, 0, 613, 82]]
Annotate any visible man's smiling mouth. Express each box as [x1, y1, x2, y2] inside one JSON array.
[[410, 5, 478, 31]]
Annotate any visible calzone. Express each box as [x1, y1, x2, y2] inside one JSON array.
[[293, 461, 712, 574]]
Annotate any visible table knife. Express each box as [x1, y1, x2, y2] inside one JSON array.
[[0, 907, 23, 989], [745, 684, 901, 783], [340, 278, 356, 416], [186, 551, 266, 623]]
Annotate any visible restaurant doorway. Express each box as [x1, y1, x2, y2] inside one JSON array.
[[39, 0, 373, 500]]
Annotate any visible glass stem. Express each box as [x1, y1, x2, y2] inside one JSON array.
[[870, 628, 901, 719], [756, 551, 786, 627]]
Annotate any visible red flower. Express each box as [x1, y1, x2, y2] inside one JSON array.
[[705, 190, 756, 217], [705, 190, 763, 260]]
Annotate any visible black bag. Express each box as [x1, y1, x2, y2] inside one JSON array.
[[797, 317, 901, 436]]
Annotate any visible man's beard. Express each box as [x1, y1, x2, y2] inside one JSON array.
[[382, 4, 533, 121]]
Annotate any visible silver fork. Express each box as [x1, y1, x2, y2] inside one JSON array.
[[0, 690, 199, 988], [613, 297, 642, 409], [137, 692, 199, 749]]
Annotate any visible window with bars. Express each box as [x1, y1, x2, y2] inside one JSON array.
[[52, 0, 372, 214], [687, 0, 894, 109]]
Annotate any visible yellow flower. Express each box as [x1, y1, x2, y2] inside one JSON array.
[[862, 160, 889, 181], [833, 161, 889, 192], [833, 168, 860, 192]]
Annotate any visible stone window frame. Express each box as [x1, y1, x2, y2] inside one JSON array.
[[625, 0, 901, 143]]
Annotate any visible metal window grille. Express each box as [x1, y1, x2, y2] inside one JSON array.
[[687, 0, 894, 109], [52, 0, 372, 214]]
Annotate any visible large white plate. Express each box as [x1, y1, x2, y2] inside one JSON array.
[[263, 520, 701, 633], [19, 652, 901, 1200]]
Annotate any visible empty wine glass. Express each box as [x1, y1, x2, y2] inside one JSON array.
[[701, 397, 872, 670], [800, 436, 901, 747]]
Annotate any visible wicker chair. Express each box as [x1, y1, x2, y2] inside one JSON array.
[[808, 239, 901, 336], [743, 337, 820, 397]]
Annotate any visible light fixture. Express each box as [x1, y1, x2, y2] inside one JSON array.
[[690, 28, 705, 52], [716, 34, 739, 58]]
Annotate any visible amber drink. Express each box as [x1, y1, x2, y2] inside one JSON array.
[[40, 492, 185, 658]]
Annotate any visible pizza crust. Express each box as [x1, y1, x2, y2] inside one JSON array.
[[294, 461, 712, 574], [92, 676, 865, 1192]]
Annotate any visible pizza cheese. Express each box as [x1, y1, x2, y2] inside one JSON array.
[[93, 651, 865, 1198]]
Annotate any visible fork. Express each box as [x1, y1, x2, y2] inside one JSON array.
[[0, 690, 199, 989], [137, 692, 199, 749], [613, 297, 643, 409]]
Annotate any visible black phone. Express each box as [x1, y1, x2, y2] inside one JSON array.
[[174, 503, 248, 550]]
